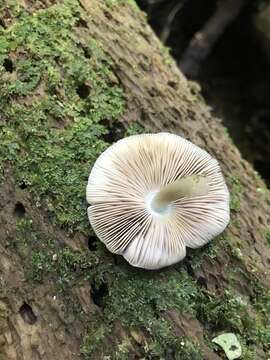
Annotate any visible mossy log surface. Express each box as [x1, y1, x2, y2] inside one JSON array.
[[0, 1, 269, 359]]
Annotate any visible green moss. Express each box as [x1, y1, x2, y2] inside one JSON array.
[[81, 320, 109, 358], [25, 228, 98, 290], [160, 45, 173, 66], [196, 288, 270, 355], [21, 218, 268, 358], [0, 0, 26, 20], [145, 338, 203, 360], [0, 277, 9, 299], [176, 341, 203, 360], [263, 227, 270, 247], [82, 266, 204, 358], [0, 301, 10, 321], [229, 175, 244, 211], [124, 122, 145, 136], [197, 290, 249, 331], [189, 234, 229, 269], [256, 186, 270, 207], [223, 127, 234, 145], [105, 267, 199, 325], [114, 340, 131, 360], [105, 0, 138, 9], [0, 0, 124, 233]]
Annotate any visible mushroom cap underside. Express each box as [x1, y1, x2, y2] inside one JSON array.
[[86, 132, 230, 270]]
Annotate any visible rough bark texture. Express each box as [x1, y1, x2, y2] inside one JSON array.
[[0, 1, 269, 360]]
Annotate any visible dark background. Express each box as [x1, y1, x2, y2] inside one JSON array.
[[137, 0, 270, 185]]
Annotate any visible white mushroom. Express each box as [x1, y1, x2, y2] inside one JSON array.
[[86, 132, 230, 270]]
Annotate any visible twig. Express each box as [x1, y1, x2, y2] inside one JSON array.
[[179, 0, 245, 77], [147, 0, 168, 4], [144, 0, 168, 18], [160, 1, 186, 44]]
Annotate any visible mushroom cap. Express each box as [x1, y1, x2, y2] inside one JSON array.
[[86, 132, 230, 270]]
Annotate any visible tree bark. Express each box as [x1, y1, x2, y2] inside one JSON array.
[[0, 1, 269, 359]]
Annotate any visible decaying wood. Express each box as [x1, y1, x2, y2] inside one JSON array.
[[180, 0, 245, 76], [0, 0, 269, 359]]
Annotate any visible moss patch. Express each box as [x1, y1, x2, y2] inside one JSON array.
[[105, 0, 138, 9], [229, 175, 244, 212], [11, 216, 98, 292], [81, 265, 204, 359], [81, 257, 270, 358], [188, 234, 229, 269], [0, 0, 124, 233], [263, 227, 270, 247]]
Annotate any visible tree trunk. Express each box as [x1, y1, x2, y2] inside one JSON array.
[[0, 1, 269, 359]]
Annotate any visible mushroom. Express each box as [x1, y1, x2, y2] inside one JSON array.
[[86, 132, 230, 270]]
